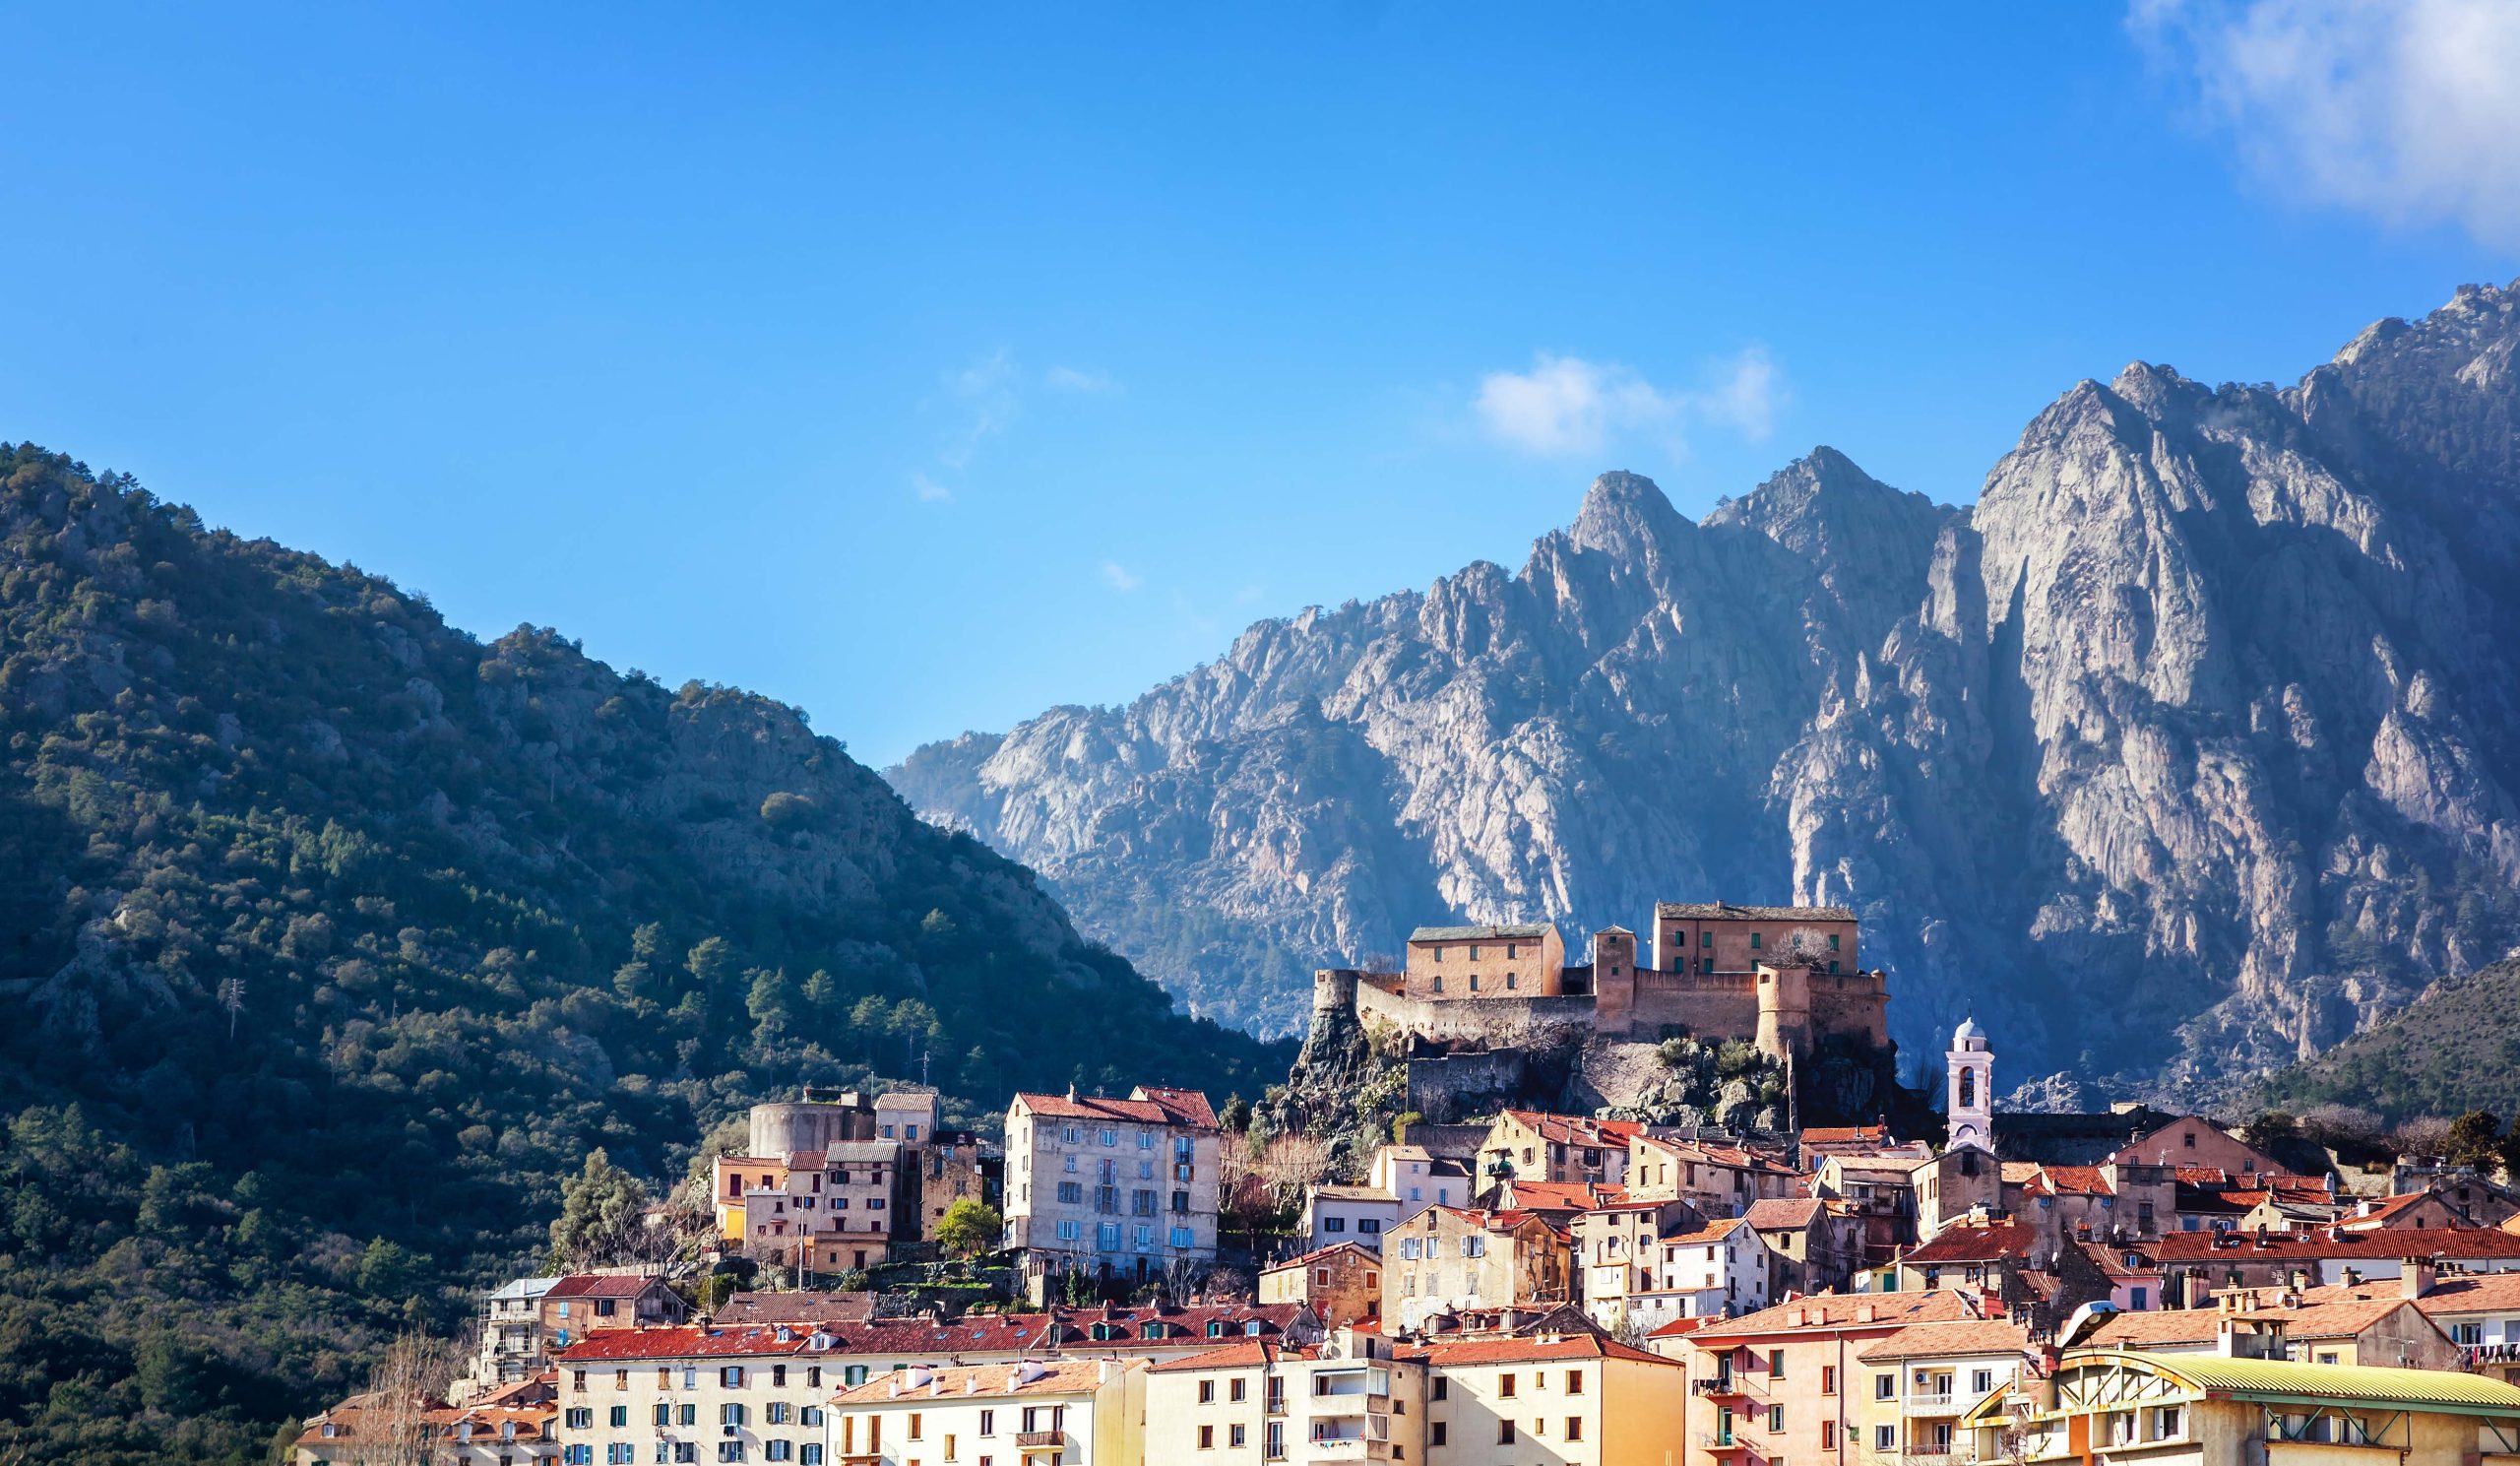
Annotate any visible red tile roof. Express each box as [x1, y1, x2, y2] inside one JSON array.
[[1743, 1198, 1827, 1231], [1855, 1319, 2034, 1362], [545, 1274, 669, 1300], [1900, 1223, 2038, 1265], [1013, 1087, 1218, 1129], [1687, 1290, 1979, 1341], [2154, 1227, 2520, 1262], [1405, 1333, 1675, 1368]]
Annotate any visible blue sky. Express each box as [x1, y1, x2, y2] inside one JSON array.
[[4, 5, 2514, 765]]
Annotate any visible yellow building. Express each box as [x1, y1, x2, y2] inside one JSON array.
[[830, 1358, 1145, 1466], [1960, 1349, 2520, 1466], [1142, 1324, 1425, 1464], [1851, 1319, 2035, 1466], [1409, 1332, 1686, 1466]]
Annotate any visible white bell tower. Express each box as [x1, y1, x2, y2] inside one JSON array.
[[1946, 1015, 1993, 1152]]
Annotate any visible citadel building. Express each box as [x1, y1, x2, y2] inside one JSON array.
[[1314, 900, 1889, 1063]]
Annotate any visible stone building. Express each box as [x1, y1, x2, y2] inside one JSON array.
[[1002, 1085, 1222, 1289], [1317, 898, 1888, 1065]]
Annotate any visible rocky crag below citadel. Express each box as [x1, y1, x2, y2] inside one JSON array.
[[889, 282, 2520, 1101]]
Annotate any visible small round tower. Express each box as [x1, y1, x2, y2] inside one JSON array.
[[1753, 961, 1813, 1062]]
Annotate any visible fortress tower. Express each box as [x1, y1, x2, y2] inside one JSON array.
[[1753, 961, 1814, 1061]]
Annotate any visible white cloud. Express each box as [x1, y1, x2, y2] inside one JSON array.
[[1045, 365, 1120, 394], [2132, 0, 2520, 248], [1474, 348, 1782, 458], [912, 473, 952, 503], [1101, 560, 1143, 593], [940, 348, 1020, 471]]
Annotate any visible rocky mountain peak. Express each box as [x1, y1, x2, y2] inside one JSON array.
[[1567, 469, 1684, 556]]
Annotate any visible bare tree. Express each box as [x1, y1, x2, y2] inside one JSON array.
[[346, 1330, 456, 1465], [1255, 1132, 1338, 1213], [2395, 1115, 2455, 1163], [1774, 927, 1834, 969]]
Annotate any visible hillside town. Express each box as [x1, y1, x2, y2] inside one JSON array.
[[293, 904, 2520, 1466]]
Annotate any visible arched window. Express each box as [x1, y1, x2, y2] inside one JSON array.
[[1958, 1066, 1976, 1109]]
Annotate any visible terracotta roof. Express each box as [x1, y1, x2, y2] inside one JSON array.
[[545, 1274, 667, 1300], [1688, 1290, 1978, 1341], [1495, 1179, 1627, 1212], [1856, 1319, 2034, 1362], [1660, 1216, 1752, 1246], [1406, 1333, 1675, 1368], [1145, 1340, 1292, 1373], [2241, 1298, 2441, 1341], [1263, 1242, 1381, 1275], [2413, 1274, 2520, 1314], [719, 1291, 874, 1325], [831, 1360, 1117, 1404], [1310, 1184, 1397, 1203], [1654, 901, 1856, 922], [2083, 1310, 2225, 1349], [1901, 1223, 2037, 1265], [1013, 1087, 1217, 1129], [2155, 1227, 2520, 1262], [1743, 1198, 1826, 1231], [1633, 1133, 1800, 1176], [1802, 1125, 1890, 1145], [1410, 923, 1554, 941], [554, 1304, 1308, 1363], [556, 1326, 811, 1362], [1498, 1111, 1647, 1148]]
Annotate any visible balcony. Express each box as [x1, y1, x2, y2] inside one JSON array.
[[1698, 1373, 1767, 1399], [1016, 1431, 1071, 1454]]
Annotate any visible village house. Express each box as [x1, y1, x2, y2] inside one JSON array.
[[1626, 1133, 1801, 1218], [830, 1358, 1145, 1466], [1384, 1205, 1574, 1332], [1001, 1085, 1222, 1290], [1576, 1205, 1770, 1331], [549, 1305, 1317, 1464], [1959, 1349, 2520, 1466], [1479, 1111, 1644, 1189], [1743, 1196, 1868, 1297], [1407, 1331, 1687, 1466], [467, 1275, 561, 1392], [2251, 1267, 2520, 1384], [1674, 1291, 1982, 1466], [2155, 1227, 2520, 1302], [718, 1139, 909, 1273], [1851, 1318, 2036, 1466], [1372, 1142, 1474, 1225], [1301, 1182, 1402, 1252], [1813, 1152, 1929, 1266], [1799, 1124, 1933, 1165], [294, 1390, 561, 1466], [1259, 1241, 1384, 1329], [1142, 1324, 1421, 1465], [537, 1274, 687, 1354]]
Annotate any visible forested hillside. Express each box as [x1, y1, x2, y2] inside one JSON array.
[[0, 444, 1284, 1463], [2257, 957, 2520, 1122]]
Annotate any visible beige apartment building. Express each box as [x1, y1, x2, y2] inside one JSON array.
[[1384, 1206, 1573, 1332], [1676, 1292, 1980, 1466], [1411, 1332, 1687, 1466], [1627, 1134, 1802, 1219], [1261, 1242, 1385, 1329], [1405, 923, 1570, 1000], [829, 1358, 1145, 1466], [1143, 1325, 1425, 1465], [1003, 1086, 1222, 1288], [1850, 1318, 2035, 1466]]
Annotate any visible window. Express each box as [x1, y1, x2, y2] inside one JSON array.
[[1325, 1217, 1347, 1234], [908, 1413, 923, 1440], [1098, 1221, 1122, 1249], [978, 1411, 995, 1436], [763, 1445, 792, 1464], [1199, 1380, 1216, 1404], [1229, 1425, 1246, 1447], [766, 1402, 790, 1426], [1431, 1377, 1448, 1401], [722, 1403, 748, 1428], [608, 1406, 629, 1427], [1170, 1226, 1196, 1248], [1750, 931, 1762, 950], [565, 1409, 593, 1430], [1972, 1370, 1993, 1394], [716, 1446, 744, 1464], [1497, 1421, 1516, 1444], [1499, 1373, 1517, 1399], [1829, 933, 1841, 950], [1429, 1423, 1448, 1447], [1819, 1366, 1834, 1396], [1566, 1418, 1584, 1441], [1876, 1426, 1896, 1449], [721, 1367, 745, 1388], [1230, 1378, 1246, 1402], [1770, 1405, 1786, 1432], [2155, 1406, 2183, 1439], [1199, 1425, 1215, 1449], [1769, 1349, 1786, 1377]]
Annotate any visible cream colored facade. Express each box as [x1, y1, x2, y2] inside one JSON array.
[[831, 1359, 1144, 1466], [1383, 1207, 1571, 1332], [555, 1332, 835, 1466], [1143, 1327, 1425, 1466], [1852, 1322, 2034, 1466], [1414, 1336, 1687, 1466], [1003, 1087, 1222, 1286]]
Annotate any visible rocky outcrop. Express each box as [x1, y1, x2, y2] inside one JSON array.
[[890, 282, 2520, 1097]]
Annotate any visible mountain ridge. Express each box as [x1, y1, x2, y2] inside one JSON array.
[[889, 280, 2520, 1100]]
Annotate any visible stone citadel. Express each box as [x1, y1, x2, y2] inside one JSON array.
[[1315, 899, 1889, 1063]]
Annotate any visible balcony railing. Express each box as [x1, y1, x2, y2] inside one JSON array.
[[1016, 1431, 1070, 1453]]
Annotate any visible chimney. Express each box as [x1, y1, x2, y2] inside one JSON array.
[[2402, 1257, 2436, 1300]]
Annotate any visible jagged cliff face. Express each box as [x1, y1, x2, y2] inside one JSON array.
[[889, 283, 2520, 1095]]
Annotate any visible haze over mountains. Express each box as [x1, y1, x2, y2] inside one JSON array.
[[890, 281, 2520, 1101]]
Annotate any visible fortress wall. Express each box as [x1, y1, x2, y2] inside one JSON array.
[[1405, 1050, 1533, 1122], [1811, 981, 1890, 1047], [1351, 979, 1597, 1047]]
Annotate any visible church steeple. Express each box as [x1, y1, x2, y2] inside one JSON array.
[[1946, 1014, 1992, 1152]]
